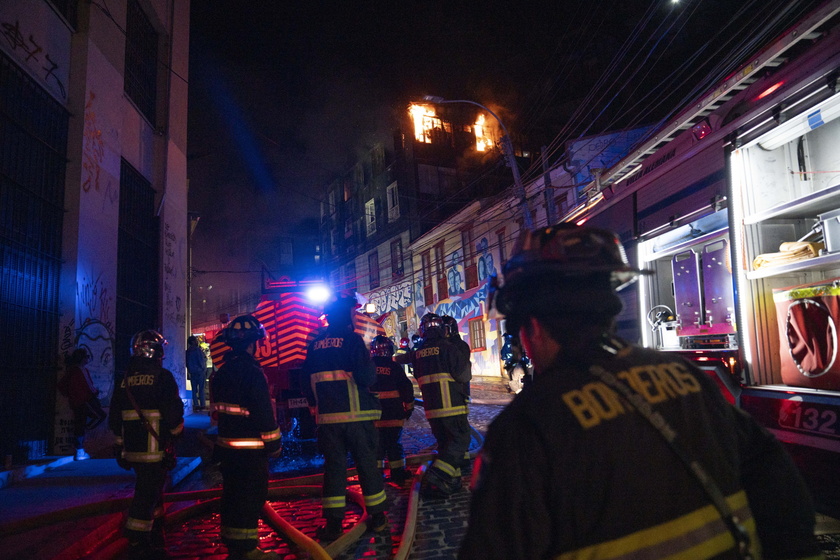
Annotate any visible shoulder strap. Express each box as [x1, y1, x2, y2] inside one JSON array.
[[124, 375, 163, 444], [587, 357, 753, 559]]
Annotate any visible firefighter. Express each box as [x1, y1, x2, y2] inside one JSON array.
[[459, 225, 824, 560], [396, 337, 412, 374], [303, 296, 389, 541], [398, 313, 470, 499], [210, 314, 282, 560], [109, 330, 184, 560], [369, 335, 415, 485]]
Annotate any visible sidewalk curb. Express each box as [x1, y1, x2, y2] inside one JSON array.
[[0, 456, 74, 490]]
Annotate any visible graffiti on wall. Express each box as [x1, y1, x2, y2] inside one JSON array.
[[0, 17, 67, 99], [368, 280, 413, 315]]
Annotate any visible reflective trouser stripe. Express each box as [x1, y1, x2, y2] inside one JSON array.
[[212, 402, 251, 416], [555, 491, 757, 560], [221, 526, 259, 541], [317, 410, 381, 423], [374, 418, 405, 428], [124, 451, 163, 462], [322, 495, 346, 510], [364, 490, 387, 507], [261, 428, 281, 443], [217, 437, 264, 449], [376, 391, 401, 399], [388, 458, 406, 469], [125, 516, 154, 532], [432, 458, 460, 478], [425, 405, 468, 419]]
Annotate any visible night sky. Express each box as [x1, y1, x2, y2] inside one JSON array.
[[186, 0, 822, 317]]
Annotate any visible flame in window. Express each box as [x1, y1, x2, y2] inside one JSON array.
[[410, 104, 439, 143], [474, 113, 493, 152]]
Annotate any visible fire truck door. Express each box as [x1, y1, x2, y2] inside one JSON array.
[[702, 239, 736, 335]]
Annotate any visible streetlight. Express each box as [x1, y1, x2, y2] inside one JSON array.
[[422, 96, 534, 229]]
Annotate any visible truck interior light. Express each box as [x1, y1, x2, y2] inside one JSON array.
[[756, 81, 784, 100], [691, 119, 712, 140], [753, 91, 840, 150]]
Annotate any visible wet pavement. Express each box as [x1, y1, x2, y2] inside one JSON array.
[[1, 375, 839, 559]]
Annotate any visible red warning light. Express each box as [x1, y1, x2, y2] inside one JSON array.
[[757, 81, 784, 100]]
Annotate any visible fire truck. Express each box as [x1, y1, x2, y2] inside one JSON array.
[[570, 3, 840, 516], [199, 276, 385, 435]]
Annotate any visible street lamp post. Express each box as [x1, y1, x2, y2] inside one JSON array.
[[422, 96, 534, 229]]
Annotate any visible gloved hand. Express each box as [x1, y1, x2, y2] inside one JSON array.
[[403, 401, 415, 420], [113, 444, 131, 471]]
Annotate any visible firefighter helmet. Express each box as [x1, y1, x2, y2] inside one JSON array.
[[399, 337, 410, 349], [441, 315, 458, 337], [220, 314, 266, 348], [131, 330, 167, 359], [371, 335, 395, 357], [491, 225, 647, 322], [418, 313, 444, 338]]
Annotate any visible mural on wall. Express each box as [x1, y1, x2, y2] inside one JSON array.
[[368, 280, 412, 315], [72, 271, 116, 403], [447, 250, 465, 295], [476, 238, 497, 283]]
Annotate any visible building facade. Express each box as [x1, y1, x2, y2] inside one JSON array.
[[0, 0, 190, 461]]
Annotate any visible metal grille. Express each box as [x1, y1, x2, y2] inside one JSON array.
[[0, 52, 68, 462], [124, 0, 158, 124], [116, 159, 159, 375]]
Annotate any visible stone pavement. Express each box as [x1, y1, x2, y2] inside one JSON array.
[[2, 375, 839, 559]]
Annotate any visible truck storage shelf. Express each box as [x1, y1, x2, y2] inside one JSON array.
[[743, 182, 840, 225], [747, 251, 840, 279]]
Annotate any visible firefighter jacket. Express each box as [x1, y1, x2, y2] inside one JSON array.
[[109, 357, 184, 463], [210, 350, 281, 455], [405, 334, 469, 420], [370, 356, 414, 428], [303, 325, 381, 425], [458, 337, 824, 560]]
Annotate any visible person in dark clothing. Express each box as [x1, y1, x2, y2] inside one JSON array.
[[109, 330, 184, 560], [459, 225, 825, 560], [396, 313, 470, 499], [185, 335, 207, 410], [302, 296, 389, 541], [210, 314, 282, 560], [369, 335, 415, 485], [60, 348, 107, 460]]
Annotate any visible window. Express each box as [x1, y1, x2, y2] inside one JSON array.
[[345, 262, 357, 292], [365, 199, 376, 236], [496, 228, 507, 265], [124, 0, 158, 123], [421, 250, 433, 304], [387, 182, 400, 222], [368, 251, 380, 289], [434, 242, 448, 301], [391, 239, 404, 278], [469, 318, 486, 351], [462, 228, 477, 289]]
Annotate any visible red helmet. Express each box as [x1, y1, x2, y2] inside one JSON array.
[[399, 337, 410, 349], [371, 335, 395, 357]]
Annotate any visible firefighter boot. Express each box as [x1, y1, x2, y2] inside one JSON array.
[[369, 511, 389, 533], [316, 518, 343, 541], [389, 467, 412, 485]]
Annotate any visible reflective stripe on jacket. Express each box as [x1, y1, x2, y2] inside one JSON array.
[[410, 338, 469, 420], [303, 327, 381, 425]]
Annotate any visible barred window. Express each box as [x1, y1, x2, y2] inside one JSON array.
[[124, 0, 158, 123], [468, 318, 485, 351], [116, 159, 159, 375]]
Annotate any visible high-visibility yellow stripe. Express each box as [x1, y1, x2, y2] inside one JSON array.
[[364, 490, 387, 507], [122, 409, 161, 420], [432, 459, 460, 477], [424, 405, 468, 419], [388, 458, 406, 469], [261, 428, 281, 442], [376, 390, 401, 399], [221, 526, 259, 540], [212, 402, 251, 416], [375, 419, 405, 428], [125, 517, 154, 532], [318, 410, 382, 424], [323, 495, 346, 509], [217, 437, 265, 449], [417, 373, 455, 385], [313, 370, 353, 383], [124, 451, 163, 462], [556, 492, 756, 560]]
